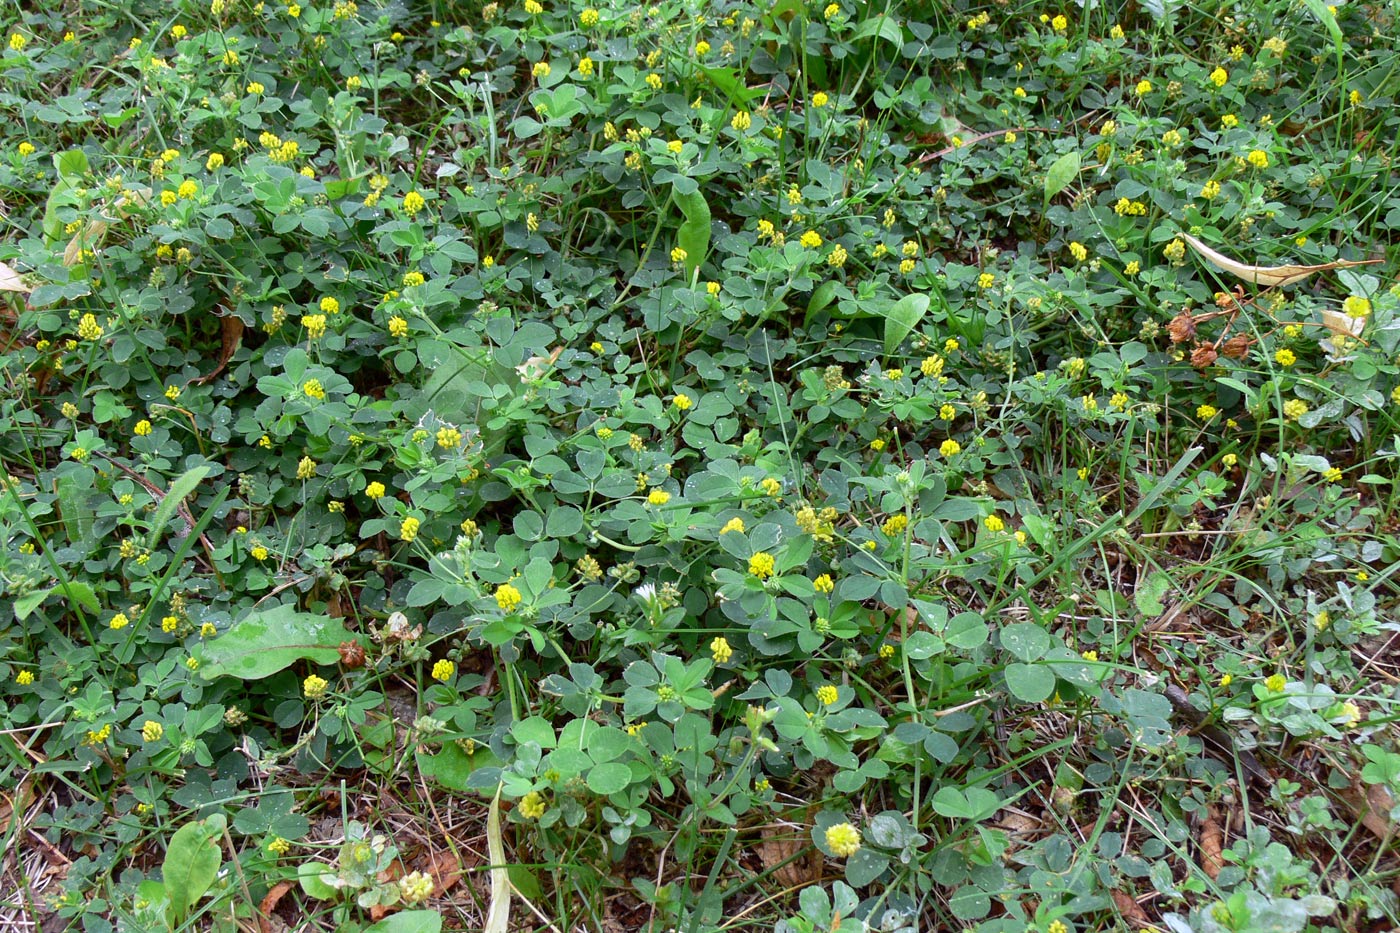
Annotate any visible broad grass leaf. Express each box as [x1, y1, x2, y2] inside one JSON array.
[[364, 911, 443, 933], [882, 293, 931, 355], [1043, 150, 1080, 209], [163, 815, 225, 924], [200, 604, 354, 680], [674, 185, 711, 278]]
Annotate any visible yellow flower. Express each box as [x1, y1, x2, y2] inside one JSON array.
[[1274, 348, 1296, 366], [977, 272, 995, 289], [670, 246, 687, 264], [302, 378, 325, 400], [816, 684, 839, 705], [731, 110, 751, 131], [580, 8, 599, 25], [267, 837, 291, 855], [297, 457, 317, 479], [303, 674, 329, 698], [1282, 399, 1308, 420], [825, 822, 861, 857], [436, 426, 462, 448], [760, 477, 782, 497], [77, 313, 104, 341], [495, 583, 523, 611], [748, 552, 776, 578], [9, 33, 27, 51], [1343, 295, 1372, 317], [364, 481, 386, 499], [1209, 67, 1228, 87], [813, 574, 834, 593], [519, 791, 548, 819], [648, 489, 671, 505], [402, 191, 426, 214], [827, 245, 848, 268], [720, 517, 745, 534], [800, 230, 823, 249], [694, 40, 710, 56], [533, 61, 551, 79], [672, 393, 693, 410], [141, 721, 164, 742], [303, 314, 326, 339], [1069, 241, 1087, 262], [1110, 24, 1125, 38], [882, 514, 908, 536], [1135, 79, 1153, 96], [16, 670, 35, 686], [824, 3, 840, 18], [711, 636, 733, 663], [1196, 404, 1218, 419], [811, 91, 829, 107], [578, 56, 593, 76], [645, 72, 662, 89], [984, 514, 1005, 532], [17, 141, 35, 157], [389, 315, 409, 337], [939, 439, 961, 457], [431, 659, 455, 682], [399, 516, 421, 541], [109, 612, 130, 630], [1051, 14, 1067, 30], [1264, 673, 1286, 692], [247, 81, 265, 95], [1246, 149, 1270, 169]]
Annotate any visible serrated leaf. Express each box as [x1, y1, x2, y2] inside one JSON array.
[[200, 604, 354, 680], [146, 465, 211, 550], [1133, 571, 1172, 618]]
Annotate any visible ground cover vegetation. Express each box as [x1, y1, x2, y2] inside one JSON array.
[[1, 0, 1399, 930]]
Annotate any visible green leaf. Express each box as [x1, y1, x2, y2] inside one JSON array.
[[364, 911, 443, 933], [1005, 663, 1056, 702], [13, 588, 52, 621], [146, 465, 212, 550], [1043, 150, 1081, 208], [851, 12, 903, 48], [673, 185, 711, 278], [55, 472, 95, 554], [199, 604, 354, 680], [298, 862, 339, 901], [163, 815, 225, 924], [587, 761, 632, 795], [1133, 571, 1171, 618], [883, 293, 931, 355], [844, 847, 890, 887], [1000, 622, 1050, 662]]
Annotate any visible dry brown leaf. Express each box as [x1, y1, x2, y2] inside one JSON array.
[[1181, 233, 1381, 289], [1199, 806, 1224, 880], [756, 823, 820, 888], [1339, 780, 1392, 841], [258, 880, 295, 933], [516, 345, 563, 381], [195, 315, 245, 385], [422, 849, 463, 896], [1111, 890, 1152, 929], [0, 260, 31, 293]]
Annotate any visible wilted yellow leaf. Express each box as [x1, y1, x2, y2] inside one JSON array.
[[1181, 233, 1380, 289]]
